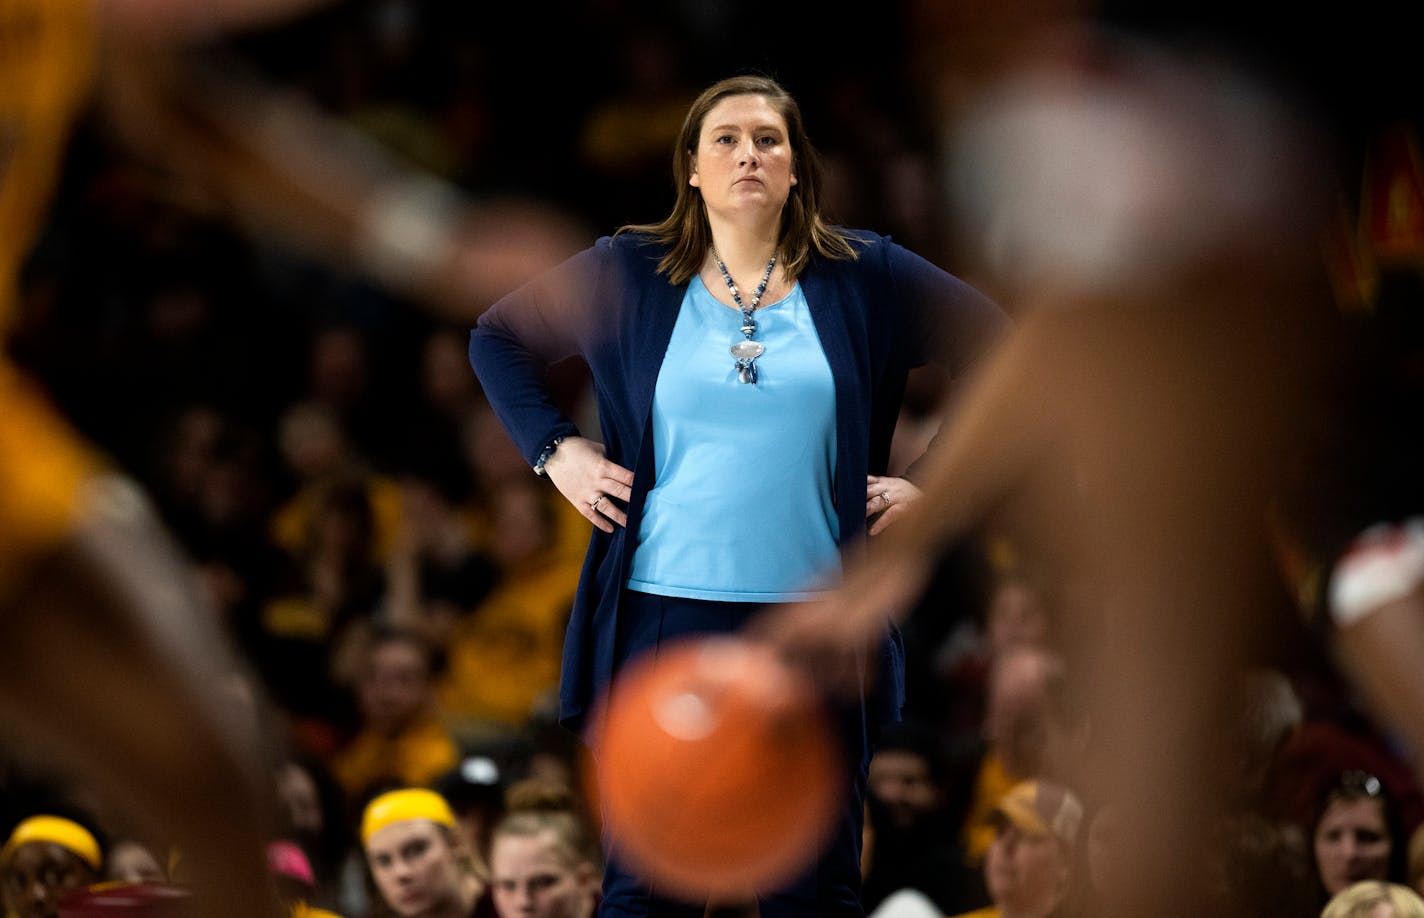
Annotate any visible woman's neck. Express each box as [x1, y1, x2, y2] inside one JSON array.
[[707, 220, 779, 279]]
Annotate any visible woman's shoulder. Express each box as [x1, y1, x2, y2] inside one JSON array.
[[837, 226, 890, 248], [820, 226, 902, 264], [602, 230, 671, 255], [807, 227, 900, 278]]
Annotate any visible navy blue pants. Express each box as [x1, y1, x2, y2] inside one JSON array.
[[595, 590, 882, 917]]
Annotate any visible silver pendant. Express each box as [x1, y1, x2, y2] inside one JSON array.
[[730, 340, 765, 361], [731, 340, 763, 385]]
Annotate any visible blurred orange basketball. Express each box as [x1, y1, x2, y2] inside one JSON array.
[[586, 634, 843, 900]]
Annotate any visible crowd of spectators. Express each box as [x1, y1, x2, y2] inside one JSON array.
[[4, 0, 1424, 916]]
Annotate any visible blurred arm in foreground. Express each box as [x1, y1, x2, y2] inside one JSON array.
[[756, 24, 1348, 916], [1, 3, 583, 917]]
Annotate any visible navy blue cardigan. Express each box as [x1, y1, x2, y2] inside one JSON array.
[[469, 230, 1008, 734]]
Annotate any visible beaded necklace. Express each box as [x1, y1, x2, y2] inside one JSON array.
[[712, 249, 777, 385]]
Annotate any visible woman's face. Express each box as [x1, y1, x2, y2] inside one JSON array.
[[366, 821, 466, 917], [1, 842, 98, 918], [689, 94, 797, 223], [1315, 796, 1392, 895], [489, 830, 594, 918], [984, 824, 1069, 916]]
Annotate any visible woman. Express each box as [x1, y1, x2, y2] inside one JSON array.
[[0, 815, 104, 918], [1311, 771, 1409, 906], [947, 780, 1082, 918], [360, 788, 496, 918], [468, 73, 1006, 915], [487, 780, 600, 918]]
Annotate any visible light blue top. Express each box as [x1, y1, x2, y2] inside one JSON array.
[[627, 275, 840, 602]]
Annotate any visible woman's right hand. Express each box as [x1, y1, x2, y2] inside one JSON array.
[[543, 436, 635, 533]]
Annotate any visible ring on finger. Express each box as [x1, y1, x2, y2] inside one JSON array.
[[880, 491, 892, 506], [590, 496, 605, 511]]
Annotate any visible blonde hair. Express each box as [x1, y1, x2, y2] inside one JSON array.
[[1322, 880, 1424, 918], [491, 779, 599, 872]]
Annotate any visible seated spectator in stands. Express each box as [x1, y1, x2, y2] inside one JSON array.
[[268, 839, 345, 918], [487, 779, 600, 918], [436, 480, 582, 742], [862, 719, 987, 914], [959, 644, 1084, 867], [383, 465, 498, 653], [329, 626, 459, 804], [1310, 770, 1411, 909], [1, 815, 104, 918], [934, 559, 1053, 749], [104, 836, 167, 886], [251, 467, 390, 757], [360, 788, 495, 918], [272, 756, 350, 908], [269, 398, 404, 567], [948, 780, 1082, 918]]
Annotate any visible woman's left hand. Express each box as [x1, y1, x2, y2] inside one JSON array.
[[865, 475, 921, 536]]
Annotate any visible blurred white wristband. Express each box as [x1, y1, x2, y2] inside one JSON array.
[[866, 889, 942, 918], [356, 175, 462, 290], [1329, 517, 1424, 629]]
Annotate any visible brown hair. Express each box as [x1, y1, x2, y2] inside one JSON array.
[[615, 73, 856, 285]]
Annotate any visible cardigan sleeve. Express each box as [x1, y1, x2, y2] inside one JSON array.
[[884, 239, 1010, 378], [468, 239, 612, 466]]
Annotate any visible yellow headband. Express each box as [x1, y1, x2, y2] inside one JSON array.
[[361, 789, 456, 846], [1, 815, 102, 870]]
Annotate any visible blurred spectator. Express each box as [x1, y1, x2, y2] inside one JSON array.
[[104, 837, 168, 886], [302, 321, 405, 471], [574, 22, 698, 230], [273, 756, 351, 907], [948, 780, 1082, 918], [933, 559, 1053, 749], [251, 468, 390, 755], [392, 324, 489, 501], [1265, 719, 1424, 844], [1, 815, 104, 918], [383, 467, 498, 653], [270, 399, 405, 567], [1322, 880, 1424, 918], [434, 755, 509, 882], [435, 480, 583, 744], [1308, 770, 1411, 909], [862, 719, 987, 915], [328, 626, 459, 805], [958, 643, 1083, 867], [269, 839, 346, 918]]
